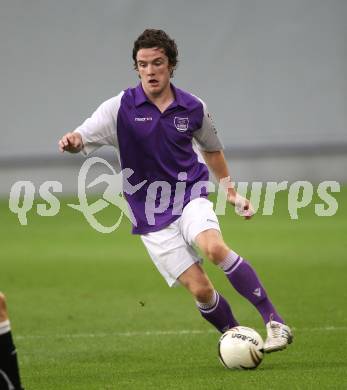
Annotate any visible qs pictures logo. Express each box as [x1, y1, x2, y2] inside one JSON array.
[[8, 157, 147, 233]]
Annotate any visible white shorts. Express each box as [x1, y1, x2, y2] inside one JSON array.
[[141, 198, 221, 287]]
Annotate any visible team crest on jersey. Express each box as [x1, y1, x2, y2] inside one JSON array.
[[174, 117, 189, 132]]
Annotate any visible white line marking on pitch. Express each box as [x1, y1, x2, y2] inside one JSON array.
[[15, 326, 347, 340]]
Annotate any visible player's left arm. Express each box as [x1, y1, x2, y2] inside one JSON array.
[[201, 150, 254, 219], [193, 101, 254, 219]]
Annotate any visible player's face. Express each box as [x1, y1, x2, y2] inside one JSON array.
[[136, 48, 172, 97]]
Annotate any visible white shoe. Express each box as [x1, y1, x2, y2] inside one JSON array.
[[263, 320, 293, 353]]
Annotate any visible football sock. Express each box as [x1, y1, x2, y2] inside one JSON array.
[[196, 290, 239, 333], [219, 251, 284, 324], [0, 320, 24, 390]]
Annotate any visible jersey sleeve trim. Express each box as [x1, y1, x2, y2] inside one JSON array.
[[192, 97, 224, 152], [74, 91, 124, 156]]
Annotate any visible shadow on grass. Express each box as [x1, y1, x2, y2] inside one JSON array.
[[264, 361, 347, 371]]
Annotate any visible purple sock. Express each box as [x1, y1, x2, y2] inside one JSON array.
[[221, 253, 284, 324], [197, 291, 239, 333]]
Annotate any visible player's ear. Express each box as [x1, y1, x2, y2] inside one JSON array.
[[134, 66, 141, 79], [134, 61, 140, 78]]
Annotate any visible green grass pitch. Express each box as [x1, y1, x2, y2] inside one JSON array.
[[1, 188, 346, 389]]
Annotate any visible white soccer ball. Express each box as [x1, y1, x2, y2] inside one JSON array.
[[218, 326, 264, 369]]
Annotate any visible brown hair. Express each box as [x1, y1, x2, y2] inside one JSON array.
[[132, 29, 178, 77]]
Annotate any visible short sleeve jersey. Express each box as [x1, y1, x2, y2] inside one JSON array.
[[75, 83, 223, 234]]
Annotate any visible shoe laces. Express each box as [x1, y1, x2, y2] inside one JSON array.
[[268, 314, 282, 339], [268, 322, 282, 338]]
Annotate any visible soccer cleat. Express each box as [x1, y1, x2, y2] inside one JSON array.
[[263, 320, 293, 353]]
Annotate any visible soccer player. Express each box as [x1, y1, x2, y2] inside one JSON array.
[[0, 292, 24, 390], [58, 29, 293, 352]]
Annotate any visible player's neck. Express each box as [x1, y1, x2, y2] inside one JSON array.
[[143, 82, 174, 113]]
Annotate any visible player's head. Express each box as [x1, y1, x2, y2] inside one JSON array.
[[133, 29, 178, 76], [133, 29, 178, 96]]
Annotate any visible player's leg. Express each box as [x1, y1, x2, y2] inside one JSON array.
[[180, 198, 292, 352], [0, 292, 24, 390], [195, 228, 284, 322], [177, 262, 238, 333], [195, 229, 293, 352], [140, 221, 238, 333]]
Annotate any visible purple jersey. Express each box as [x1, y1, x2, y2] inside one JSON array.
[[75, 83, 223, 234]]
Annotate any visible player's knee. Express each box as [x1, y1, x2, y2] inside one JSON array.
[[0, 292, 7, 316], [0, 292, 6, 305], [205, 242, 229, 263]]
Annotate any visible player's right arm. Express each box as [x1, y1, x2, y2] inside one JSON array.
[[58, 132, 83, 153], [58, 92, 124, 155]]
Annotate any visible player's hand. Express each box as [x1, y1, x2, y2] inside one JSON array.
[[227, 192, 254, 220], [58, 132, 83, 153]]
